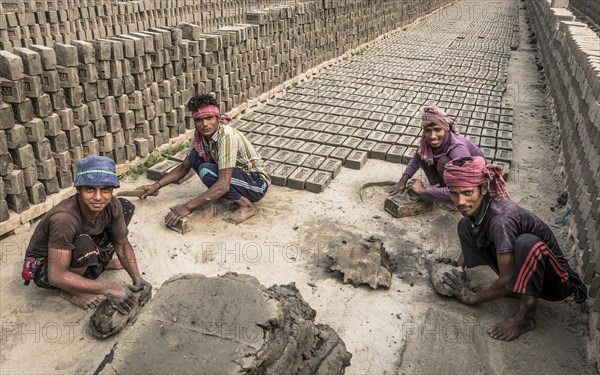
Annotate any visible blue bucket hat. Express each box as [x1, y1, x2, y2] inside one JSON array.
[[74, 156, 120, 188]]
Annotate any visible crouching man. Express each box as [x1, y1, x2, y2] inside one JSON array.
[[22, 156, 152, 312], [442, 156, 587, 341]]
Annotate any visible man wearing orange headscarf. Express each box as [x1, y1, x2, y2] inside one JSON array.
[[442, 156, 586, 341]]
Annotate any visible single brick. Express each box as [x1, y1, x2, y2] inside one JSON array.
[[271, 164, 297, 186], [346, 150, 368, 170], [305, 170, 332, 193], [287, 167, 314, 190]]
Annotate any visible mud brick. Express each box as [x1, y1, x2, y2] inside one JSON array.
[[6, 190, 29, 213], [298, 142, 320, 154], [9, 144, 35, 168], [258, 146, 278, 160], [24, 118, 45, 142], [0, 199, 8, 221], [111, 147, 126, 165], [146, 159, 179, 181], [22, 75, 43, 98], [351, 128, 369, 139], [357, 140, 376, 156], [312, 132, 332, 144], [83, 139, 99, 156], [32, 93, 53, 117], [385, 194, 433, 218], [402, 147, 417, 164], [22, 165, 37, 187], [11, 48, 41, 76], [56, 170, 73, 188], [497, 139, 513, 150], [305, 170, 332, 193], [77, 63, 99, 84], [35, 158, 56, 181], [65, 127, 82, 148], [329, 147, 351, 163], [41, 114, 60, 137], [28, 45, 55, 70], [271, 149, 293, 163], [3, 169, 26, 194], [167, 203, 215, 234], [465, 135, 480, 146], [283, 128, 303, 139], [371, 143, 391, 160], [298, 130, 318, 141], [315, 144, 335, 157], [97, 132, 114, 152], [0, 51, 24, 80], [71, 40, 95, 64], [56, 66, 79, 88], [480, 147, 496, 160], [341, 137, 361, 149], [287, 167, 314, 190], [466, 127, 482, 136], [52, 150, 71, 173], [40, 176, 59, 194], [26, 181, 46, 205], [0, 131, 5, 155], [31, 139, 51, 160], [0, 102, 15, 130], [385, 145, 406, 164], [345, 150, 368, 170], [494, 149, 513, 163], [320, 158, 342, 178], [480, 137, 496, 148], [40, 70, 60, 92], [0, 154, 12, 175], [324, 135, 346, 148], [50, 89, 66, 110], [1, 79, 25, 103], [88, 100, 102, 121], [72, 106, 90, 127], [262, 160, 281, 177], [270, 164, 297, 186], [48, 131, 69, 153], [54, 43, 78, 67], [6, 124, 27, 149], [270, 137, 290, 149], [493, 160, 510, 181]]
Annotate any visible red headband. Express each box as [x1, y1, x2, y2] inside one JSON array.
[[443, 156, 509, 200], [192, 105, 221, 120]]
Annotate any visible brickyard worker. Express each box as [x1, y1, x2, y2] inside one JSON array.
[[140, 94, 270, 225], [388, 106, 486, 201], [22, 156, 152, 311], [441, 156, 587, 341]]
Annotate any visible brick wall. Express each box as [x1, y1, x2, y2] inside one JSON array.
[[526, 0, 600, 369], [0, 0, 452, 233], [569, 0, 600, 29]]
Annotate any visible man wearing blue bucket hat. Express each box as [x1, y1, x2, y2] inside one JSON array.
[[22, 156, 152, 312]]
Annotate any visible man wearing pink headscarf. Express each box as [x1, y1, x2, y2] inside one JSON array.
[[140, 94, 270, 225], [388, 106, 485, 201], [441, 156, 587, 341]]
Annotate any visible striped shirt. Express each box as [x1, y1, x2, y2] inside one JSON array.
[[203, 124, 271, 185]]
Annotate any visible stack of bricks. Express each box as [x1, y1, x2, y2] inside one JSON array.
[[569, 0, 600, 29], [527, 0, 600, 355]]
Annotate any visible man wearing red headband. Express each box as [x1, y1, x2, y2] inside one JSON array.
[[140, 94, 270, 224], [388, 106, 486, 201], [442, 156, 586, 341]]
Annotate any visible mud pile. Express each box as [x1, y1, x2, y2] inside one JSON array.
[[94, 273, 351, 374]]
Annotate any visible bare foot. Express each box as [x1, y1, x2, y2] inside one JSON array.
[[487, 294, 538, 341], [225, 196, 257, 224], [60, 291, 106, 310], [105, 257, 123, 270]]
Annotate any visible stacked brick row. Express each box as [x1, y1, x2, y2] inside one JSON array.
[[527, 0, 600, 347], [0, 0, 291, 51]]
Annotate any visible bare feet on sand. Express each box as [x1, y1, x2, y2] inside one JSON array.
[[105, 257, 123, 270], [60, 291, 106, 310], [487, 295, 537, 341], [225, 197, 257, 224]]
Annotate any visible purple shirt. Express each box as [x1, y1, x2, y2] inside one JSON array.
[[403, 132, 485, 201]]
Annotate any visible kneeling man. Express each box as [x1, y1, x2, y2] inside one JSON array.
[[442, 156, 587, 341], [22, 156, 152, 312]]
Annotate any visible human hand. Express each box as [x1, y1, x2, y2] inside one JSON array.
[[165, 203, 191, 227], [442, 269, 472, 304], [105, 284, 136, 314], [407, 179, 426, 196], [138, 183, 160, 199], [387, 175, 410, 196], [129, 276, 152, 306]]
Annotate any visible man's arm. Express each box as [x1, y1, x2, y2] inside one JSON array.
[[114, 237, 152, 306], [445, 252, 514, 305], [140, 155, 193, 198], [164, 167, 234, 226]]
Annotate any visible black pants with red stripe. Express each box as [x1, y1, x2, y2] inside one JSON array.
[[459, 225, 576, 301]]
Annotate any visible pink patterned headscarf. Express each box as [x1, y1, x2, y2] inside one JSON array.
[[443, 156, 510, 200], [191, 105, 232, 162], [418, 106, 459, 165]]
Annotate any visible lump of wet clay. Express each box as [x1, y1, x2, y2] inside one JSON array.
[[429, 262, 465, 296], [327, 237, 392, 289], [89, 290, 143, 339], [94, 273, 352, 375]]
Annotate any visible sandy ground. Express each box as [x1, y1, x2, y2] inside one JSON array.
[[1, 2, 598, 375]]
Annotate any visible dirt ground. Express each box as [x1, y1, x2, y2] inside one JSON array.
[[1, 4, 598, 375]]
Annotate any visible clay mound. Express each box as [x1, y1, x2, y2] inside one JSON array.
[[326, 237, 393, 289], [94, 273, 352, 375], [89, 290, 143, 339], [428, 262, 465, 296]]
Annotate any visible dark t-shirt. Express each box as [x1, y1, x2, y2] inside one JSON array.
[[26, 195, 128, 259], [468, 196, 577, 278]]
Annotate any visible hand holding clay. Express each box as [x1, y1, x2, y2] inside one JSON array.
[[105, 284, 137, 314], [387, 175, 410, 196], [407, 179, 426, 196], [129, 277, 152, 306], [165, 203, 191, 227], [138, 183, 160, 199], [442, 269, 472, 303]]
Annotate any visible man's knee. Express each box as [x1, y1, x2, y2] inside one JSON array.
[[199, 163, 219, 185]]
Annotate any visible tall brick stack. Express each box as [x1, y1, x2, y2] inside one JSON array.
[[0, 0, 454, 231], [527, 0, 600, 363]]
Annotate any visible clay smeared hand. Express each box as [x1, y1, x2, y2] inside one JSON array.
[[129, 277, 152, 306], [138, 183, 159, 199], [105, 285, 136, 314], [165, 204, 191, 227], [442, 269, 473, 304], [407, 179, 426, 195], [387, 175, 410, 196]]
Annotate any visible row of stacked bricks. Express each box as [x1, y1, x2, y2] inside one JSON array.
[[0, 0, 287, 51], [527, 0, 600, 313]]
